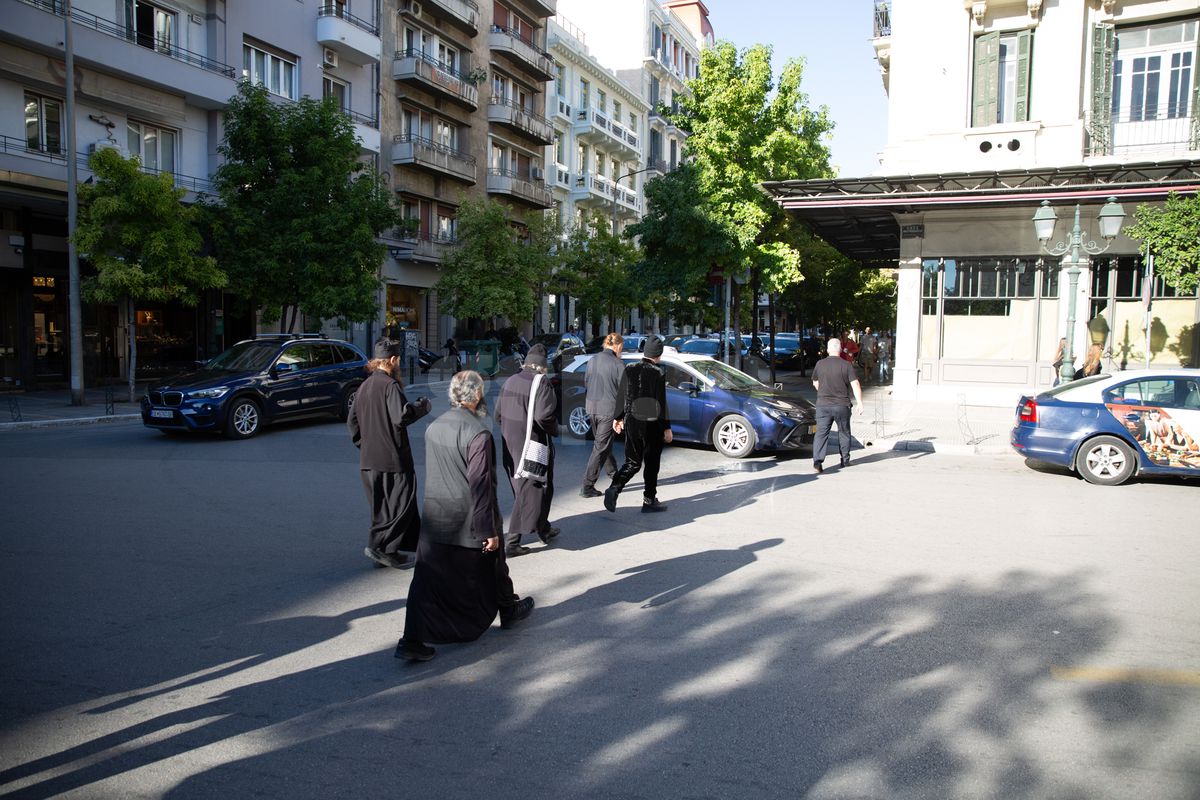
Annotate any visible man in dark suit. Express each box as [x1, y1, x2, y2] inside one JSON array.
[[604, 336, 672, 513], [348, 339, 431, 568], [580, 332, 625, 498]]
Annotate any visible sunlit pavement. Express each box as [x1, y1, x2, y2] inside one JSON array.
[[1, 396, 1198, 799]]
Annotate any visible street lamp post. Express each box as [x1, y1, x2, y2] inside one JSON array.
[[1031, 197, 1126, 383]]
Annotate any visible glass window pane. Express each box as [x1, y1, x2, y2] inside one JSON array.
[[160, 130, 175, 173], [43, 100, 61, 153], [24, 97, 40, 150], [283, 61, 295, 99], [143, 129, 158, 170], [127, 122, 141, 155]]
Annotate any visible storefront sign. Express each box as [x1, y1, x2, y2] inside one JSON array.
[[900, 224, 925, 239]]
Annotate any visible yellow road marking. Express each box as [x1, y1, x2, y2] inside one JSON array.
[[1051, 666, 1200, 687]]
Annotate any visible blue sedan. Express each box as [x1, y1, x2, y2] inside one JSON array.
[[559, 352, 815, 458], [1011, 369, 1200, 485]]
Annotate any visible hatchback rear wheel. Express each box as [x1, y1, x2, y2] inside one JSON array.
[[1075, 435, 1135, 486], [225, 397, 262, 440], [567, 405, 592, 438]]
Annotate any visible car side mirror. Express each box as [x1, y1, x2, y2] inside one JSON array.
[[273, 362, 297, 376], [679, 381, 700, 395]]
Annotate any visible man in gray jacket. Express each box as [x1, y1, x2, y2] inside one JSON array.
[[580, 332, 624, 498]]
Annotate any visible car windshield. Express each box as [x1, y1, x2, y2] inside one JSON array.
[[681, 339, 719, 355], [1042, 374, 1111, 397], [206, 341, 279, 372], [689, 359, 766, 391]]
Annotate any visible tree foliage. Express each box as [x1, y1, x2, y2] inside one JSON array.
[[779, 233, 896, 331], [1124, 192, 1200, 294], [75, 147, 226, 399], [208, 81, 397, 331], [558, 213, 641, 335]]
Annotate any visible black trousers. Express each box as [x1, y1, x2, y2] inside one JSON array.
[[611, 422, 664, 500], [813, 405, 851, 465], [583, 414, 618, 488]]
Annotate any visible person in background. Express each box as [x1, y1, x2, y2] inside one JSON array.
[[858, 327, 878, 385], [1051, 337, 1066, 386], [397, 371, 533, 662], [877, 334, 892, 383], [604, 337, 672, 514], [348, 339, 431, 569], [811, 338, 864, 473], [1076, 343, 1104, 379], [839, 330, 859, 366], [581, 332, 625, 498]]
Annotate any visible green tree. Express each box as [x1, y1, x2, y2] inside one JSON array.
[[1124, 192, 1200, 294], [75, 148, 226, 401], [208, 81, 397, 332], [518, 209, 564, 333], [559, 213, 641, 336], [437, 198, 540, 328]]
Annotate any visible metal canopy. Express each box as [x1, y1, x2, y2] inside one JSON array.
[[760, 159, 1200, 265]]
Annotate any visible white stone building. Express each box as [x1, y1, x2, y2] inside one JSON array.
[[765, 0, 1200, 405]]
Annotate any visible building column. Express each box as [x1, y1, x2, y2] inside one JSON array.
[[892, 256, 922, 400]]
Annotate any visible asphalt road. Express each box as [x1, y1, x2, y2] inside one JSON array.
[[1, 389, 1198, 799]]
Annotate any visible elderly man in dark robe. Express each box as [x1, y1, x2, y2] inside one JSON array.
[[348, 338, 431, 569], [496, 343, 559, 557], [397, 371, 534, 662]]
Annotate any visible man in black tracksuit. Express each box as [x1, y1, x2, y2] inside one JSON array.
[[604, 336, 672, 513]]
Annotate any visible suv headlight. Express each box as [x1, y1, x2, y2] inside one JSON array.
[[187, 386, 229, 399]]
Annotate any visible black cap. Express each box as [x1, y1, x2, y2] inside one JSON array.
[[525, 343, 548, 369], [373, 338, 403, 360], [643, 337, 664, 359]]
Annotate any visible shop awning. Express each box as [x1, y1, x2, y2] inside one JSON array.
[[759, 159, 1200, 266]]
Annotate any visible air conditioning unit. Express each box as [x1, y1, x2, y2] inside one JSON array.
[[322, 47, 339, 68], [407, 1, 422, 18], [531, 166, 544, 181], [88, 140, 121, 155]]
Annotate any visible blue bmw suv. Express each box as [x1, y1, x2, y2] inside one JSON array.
[[141, 334, 368, 439]]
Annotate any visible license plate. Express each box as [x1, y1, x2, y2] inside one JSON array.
[[150, 409, 173, 419]]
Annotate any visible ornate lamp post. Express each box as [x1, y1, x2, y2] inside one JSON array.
[[1032, 197, 1126, 382]]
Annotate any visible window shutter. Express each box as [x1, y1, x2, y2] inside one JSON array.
[[972, 32, 1000, 127], [1089, 23, 1116, 156], [1014, 29, 1033, 123], [1191, 39, 1200, 150]]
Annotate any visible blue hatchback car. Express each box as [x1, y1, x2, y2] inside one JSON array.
[[559, 351, 816, 458], [141, 334, 368, 439], [1011, 369, 1200, 485]]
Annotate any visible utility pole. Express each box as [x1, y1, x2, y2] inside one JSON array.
[[65, 0, 85, 405]]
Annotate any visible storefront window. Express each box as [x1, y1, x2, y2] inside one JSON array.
[[387, 285, 422, 331], [1090, 255, 1197, 367]]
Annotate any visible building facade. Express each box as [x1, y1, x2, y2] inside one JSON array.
[[0, 0, 383, 388], [766, 0, 1199, 405]]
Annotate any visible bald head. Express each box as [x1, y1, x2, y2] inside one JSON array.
[[827, 338, 842, 356]]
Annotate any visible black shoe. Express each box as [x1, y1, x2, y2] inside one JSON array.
[[580, 486, 603, 498], [395, 639, 435, 662], [641, 498, 668, 513], [603, 486, 618, 513], [813, 462, 823, 474], [365, 547, 409, 569], [538, 526, 560, 544], [840, 459, 850, 468], [505, 545, 532, 558], [500, 596, 535, 629]]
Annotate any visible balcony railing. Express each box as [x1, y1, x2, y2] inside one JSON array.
[[18, 0, 237, 78], [392, 133, 477, 183], [488, 25, 555, 79], [343, 108, 379, 127], [488, 97, 554, 144], [421, 0, 479, 32], [573, 107, 640, 153], [873, 1, 892, 38], [388, 230, 458, 262], [1086, 111, 1199, 158], [487, 168, 553, 208], [317, 3, 379, 36], [0, 134, 214, 193], [393, 49, 479, 108], [646, 156, 667, 174]]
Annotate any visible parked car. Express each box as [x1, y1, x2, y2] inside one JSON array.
[[1010, 368, 1200, 485], [663, 334, 696, 349], [530, 332, 586, 370], [558, 351, 816, 458], [624, 334, 647, 352], [141, 334, 368, 440]]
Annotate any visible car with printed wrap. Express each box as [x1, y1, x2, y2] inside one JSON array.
[[1010, 368, 1200, 485], [558, 350, 816, 458]]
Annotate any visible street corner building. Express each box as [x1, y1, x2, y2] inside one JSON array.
[[761, 0, 1200, 407]]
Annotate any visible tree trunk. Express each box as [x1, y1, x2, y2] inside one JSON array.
[[127, 297, 137, 403]]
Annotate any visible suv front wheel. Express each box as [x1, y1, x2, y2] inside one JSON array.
[[225, 397, 262, 440]]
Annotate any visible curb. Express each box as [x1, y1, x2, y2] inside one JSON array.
[[0, 413, 142, 432]]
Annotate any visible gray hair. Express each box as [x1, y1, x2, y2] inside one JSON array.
[[448, 370, 486, 416], [827, 338, 842, 356]]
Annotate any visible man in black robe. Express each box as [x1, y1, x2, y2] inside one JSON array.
[[397, 371, 534, 662], [581, 332, 624, 498], [348, 339, 431, 568], [496, 344, 559, 557], [604, 336, 672, 513]]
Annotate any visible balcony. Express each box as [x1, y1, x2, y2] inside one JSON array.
[[488, 26, 555, 81], [520, 0, 557, 16], [552, 95, 573, 123], [871, 1, 892, 93], [413, 0, 479, 34], [488, 98, 555, 145], [387, 230, 457, 264], [549, 162, 572, 190], [317, 4, 381, 65], [571, 172, 614, 208], [487, 168, 553, 208], [345, 109, 380, 154], [1086, 111, 1200, 160], [645, 156, 667, 176], [392, 49, 479, 109], [392, 134, 477, 183], [572, 107, 641, 158], [11, 0, 236, 109]]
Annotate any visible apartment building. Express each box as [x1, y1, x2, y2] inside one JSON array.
[[0, 0, 383, 388], [555, 0, 710, 181], [384, 0, 555, 345], [764, 0, 1199, 405]]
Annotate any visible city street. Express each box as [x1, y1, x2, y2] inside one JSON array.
[[1, 392, 1199, 799]]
